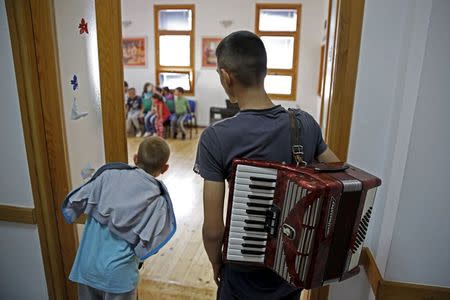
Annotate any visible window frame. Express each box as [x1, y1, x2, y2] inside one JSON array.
[[154, 4, 195, 95], [255, 3, 302, 101]]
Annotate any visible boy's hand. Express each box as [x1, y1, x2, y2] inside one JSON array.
[[212, 262, 223, 285]]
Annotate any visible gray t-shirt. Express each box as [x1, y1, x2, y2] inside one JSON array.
[[194, 105, 327, 181]]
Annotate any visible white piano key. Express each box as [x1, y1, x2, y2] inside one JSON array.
[[231, 220, 265, 229], [226, 254, 265, 263], [235, 177, 277, 188], [228, 226, 268, 238], [234, 184, 275, 195], [231, 214, 266, 223], [230, 208, 267, 217], [227, 249, 265, 257], [236, 165, 278, 176], [233, 196, 273, 204], [234, 190, 274, 200], [232, 202, 268, 212], [229, 248, 267, 256], [235, 170, 278, 181], [228, 238, 267, 247], [229, 231, 268, 240]]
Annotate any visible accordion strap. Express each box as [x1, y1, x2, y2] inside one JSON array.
[[288, 109, 307, 167]]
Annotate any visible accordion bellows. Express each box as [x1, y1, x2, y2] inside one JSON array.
[[223, 159, 381, 289]]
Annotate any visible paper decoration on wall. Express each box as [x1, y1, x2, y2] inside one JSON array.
[[70, 74, 78, 90], [71, 98, 88, 120], [78, 18, 89, 34], [80, 162, 95, 180]]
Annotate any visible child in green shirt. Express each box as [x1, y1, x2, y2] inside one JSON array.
[[170, 87, 191, 139]]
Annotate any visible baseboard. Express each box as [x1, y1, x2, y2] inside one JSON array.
[[361, 247, 450, 300]]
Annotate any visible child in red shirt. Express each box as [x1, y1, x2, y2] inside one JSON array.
[[152, 93, 170, 138]]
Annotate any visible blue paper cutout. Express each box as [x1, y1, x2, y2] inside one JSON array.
[[71, 75, 78, 90]]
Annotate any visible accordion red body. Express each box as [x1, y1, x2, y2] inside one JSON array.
[[223, 159, 381, 289]]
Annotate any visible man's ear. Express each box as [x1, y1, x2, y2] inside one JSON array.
[[133, 154, 138, 165], [220, 68, 232, 88], [161, 164, 169, 174]]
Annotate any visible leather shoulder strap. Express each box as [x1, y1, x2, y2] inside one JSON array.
[[288, 109, 306, 167]]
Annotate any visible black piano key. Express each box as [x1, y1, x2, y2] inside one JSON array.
[[242, 243, 266, 249], [243, 236, 267, 242], [244, 219, 266, 225], [245, 209, 267, 216], [244, 226, 266, 233], [241, 249, 265, 255], [356, 235, 364, 243], [247, 202, 271, 208], [357, 232, 365, 241], [248, 195, 273, 201], [249, 176, 277, 183], [249, 184, 276, 191], [361, 222, 368, 231]]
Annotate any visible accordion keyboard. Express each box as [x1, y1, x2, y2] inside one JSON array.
[[226, 164, 278, 263]]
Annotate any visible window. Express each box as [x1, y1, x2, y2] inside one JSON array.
[[256, 4, 301, 100], [154, 5, 195, 94]]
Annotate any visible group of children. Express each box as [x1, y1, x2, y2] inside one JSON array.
[[124, 81, 192, 139]]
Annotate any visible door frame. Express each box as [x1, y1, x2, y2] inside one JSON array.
[[320, 0, 366, 162], [6, 0, 126, 299]]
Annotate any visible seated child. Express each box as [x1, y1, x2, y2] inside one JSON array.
[[170, 87, 191, 139], [62, 137, 176, 300], [162, 87, 175, 114], [152, 93, 171, 138], [144, 87, 162, 137], [125, 87, 144, 137]]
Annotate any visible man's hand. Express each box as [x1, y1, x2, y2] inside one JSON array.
[[202, 180, 226, 285]]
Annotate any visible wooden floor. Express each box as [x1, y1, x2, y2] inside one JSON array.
[[127, 131, 308, 300], [127, 130, 217, 300]]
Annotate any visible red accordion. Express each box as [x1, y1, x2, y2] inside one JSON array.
[[223, 159, 381, 289]]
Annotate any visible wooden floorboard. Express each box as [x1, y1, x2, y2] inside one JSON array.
[[127, 130, 217, 299]]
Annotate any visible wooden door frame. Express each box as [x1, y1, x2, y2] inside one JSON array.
[[6, 0, 126, 299], [321, 0, 366, 162], [308, 0, 366, 299]]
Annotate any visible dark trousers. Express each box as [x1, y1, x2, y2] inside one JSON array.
[[217, 264, 301, 300]]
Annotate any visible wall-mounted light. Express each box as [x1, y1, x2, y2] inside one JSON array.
[[219, 20, 233, 28]]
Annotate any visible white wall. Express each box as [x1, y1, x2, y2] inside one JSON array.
[[121, 0, 326, 126], [385, 0, 450, 287], [54, 0, 106, 188], [0, 1, 48, 298], [330, 0, 448, 299]]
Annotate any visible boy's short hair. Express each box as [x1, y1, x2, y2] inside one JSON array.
[[162, 87, 170, 92], [216, 31, 267, 87], [137, 137, 170, 174], [175, 87, 184, 94]]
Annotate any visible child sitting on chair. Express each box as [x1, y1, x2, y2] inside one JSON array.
[[62, 137, 176, 300], [170, 87, 191, 139]]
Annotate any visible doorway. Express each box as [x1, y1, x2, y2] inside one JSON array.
[[6, 0, 365, 299]]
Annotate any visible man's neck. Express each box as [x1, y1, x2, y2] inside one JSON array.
[[236, 88, 274, 110]]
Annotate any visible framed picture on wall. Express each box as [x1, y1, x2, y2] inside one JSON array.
[[202, 37, 222, 68], [122, 37, 146, 66]]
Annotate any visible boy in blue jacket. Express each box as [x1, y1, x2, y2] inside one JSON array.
[[62, 137, 176, 300]]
